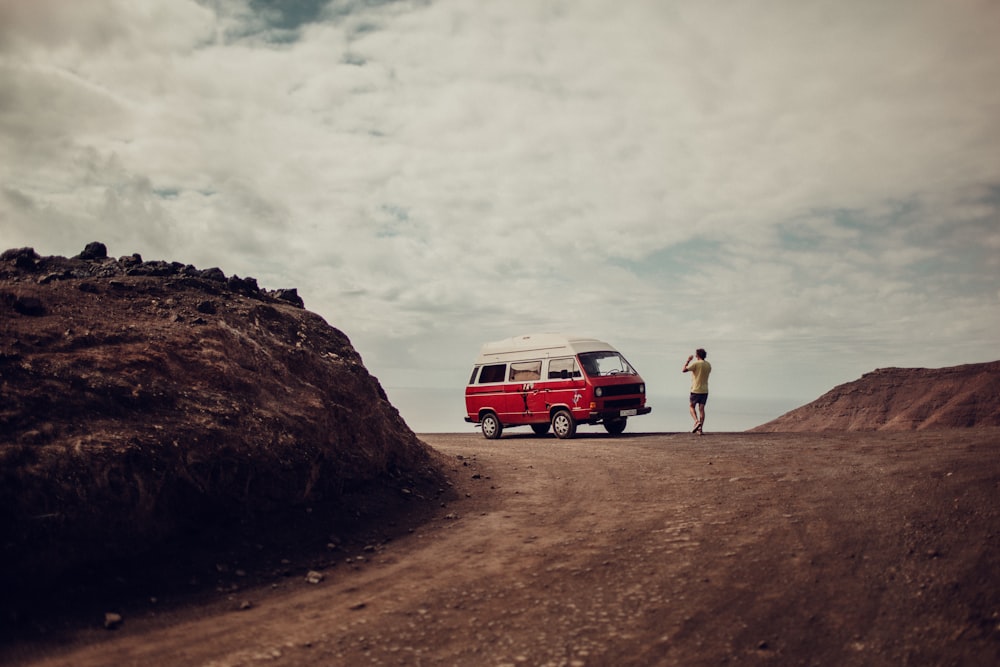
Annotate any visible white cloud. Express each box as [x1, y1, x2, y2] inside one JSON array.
[[2, 0, 999, 429]]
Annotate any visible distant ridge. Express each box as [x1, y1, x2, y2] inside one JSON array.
[[751, 361, 1000, 432]]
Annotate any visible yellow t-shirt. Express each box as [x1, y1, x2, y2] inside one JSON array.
[[689, 359, 711, 394]]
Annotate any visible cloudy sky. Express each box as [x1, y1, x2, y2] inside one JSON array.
[[2, 0, 998, 431]]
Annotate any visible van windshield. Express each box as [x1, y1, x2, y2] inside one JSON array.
[[578, 351, 636, 377]]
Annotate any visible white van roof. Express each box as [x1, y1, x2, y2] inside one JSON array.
[[475, 333, 617, 364]]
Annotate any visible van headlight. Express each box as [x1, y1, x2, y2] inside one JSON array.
[[595, 387, 603, 397], [639, 383, 645, 394]]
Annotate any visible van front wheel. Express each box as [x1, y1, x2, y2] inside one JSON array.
[[551, 409, 576, 439], [481, 412, 503, 440]]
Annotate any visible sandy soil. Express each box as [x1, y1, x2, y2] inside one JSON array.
[[4, 429, 1000, 667]]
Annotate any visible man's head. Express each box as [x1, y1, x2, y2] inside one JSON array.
[[696, 348, 707, 360]]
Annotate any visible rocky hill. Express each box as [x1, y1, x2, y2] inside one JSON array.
[[751, 361, 1000, 432], [0, 244, 447, 590]]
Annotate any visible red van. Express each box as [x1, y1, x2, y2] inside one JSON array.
[[464, 333, 652, 439]]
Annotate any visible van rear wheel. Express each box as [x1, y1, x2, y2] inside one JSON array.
[[551, 409, 576, 439], [530, 423, 550, 436], [604, 417, 627, 435], [481, 412, 503, 440]]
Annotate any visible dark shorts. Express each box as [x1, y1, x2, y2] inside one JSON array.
[[689, 392, 708, 405]]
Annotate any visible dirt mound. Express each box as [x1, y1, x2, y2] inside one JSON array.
[[0, 244, 447, 589], [752, 361, 1000, 432]]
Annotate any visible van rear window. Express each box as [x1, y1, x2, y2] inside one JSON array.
[[509, 361, 541, 382], [477, 363, 506, 384]]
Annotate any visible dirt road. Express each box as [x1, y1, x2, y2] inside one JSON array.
[[6, 429, 1000, 666]]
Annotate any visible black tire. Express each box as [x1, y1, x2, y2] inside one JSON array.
[[603, 417, 627, 435], [481, 412, 503, 440], [551, 409, 576, 439], [530, 423, 550, 436]]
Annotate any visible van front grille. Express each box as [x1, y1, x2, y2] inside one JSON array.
[[600, 383, 642, 397], [605, 397, 642, 409]]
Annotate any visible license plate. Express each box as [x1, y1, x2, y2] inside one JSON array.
[[620, 409, 637, 417]]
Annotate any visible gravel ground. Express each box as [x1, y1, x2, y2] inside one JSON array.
[[5, 429, 1000, 667]]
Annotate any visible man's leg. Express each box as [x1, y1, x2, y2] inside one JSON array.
[[696, 403, 706, 433], [689, 400, 700, 431]]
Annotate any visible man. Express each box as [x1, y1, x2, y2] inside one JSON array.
[[682, 348, 711, 434]]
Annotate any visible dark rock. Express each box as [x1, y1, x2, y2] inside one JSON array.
[[1, 247, 40, 271], [120, 254, 143, 268], [77, 242, 108, 261], [228, 275, 260, 295], [13, 295, 45, 316], [1, 247, 36, 262], [126, 260, 177, 277], [274, 288, 305, 308], [38, 272, 70, 285], [90, 261, 126, 279], [196, 300, 217, 314], [200, 267, 226, 282]]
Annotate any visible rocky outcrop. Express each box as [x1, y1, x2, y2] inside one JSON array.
[[2, 246, 304, 307], [751, 361, 1000, 432], [0, 244, 446, 585]]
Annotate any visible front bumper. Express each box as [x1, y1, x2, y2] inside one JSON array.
[[588, 406, 651, 423]]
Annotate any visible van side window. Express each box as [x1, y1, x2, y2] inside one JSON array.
[[478, 363, 507, 384], [548, 357, 581, 379], [509, 361, 541, 382]]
